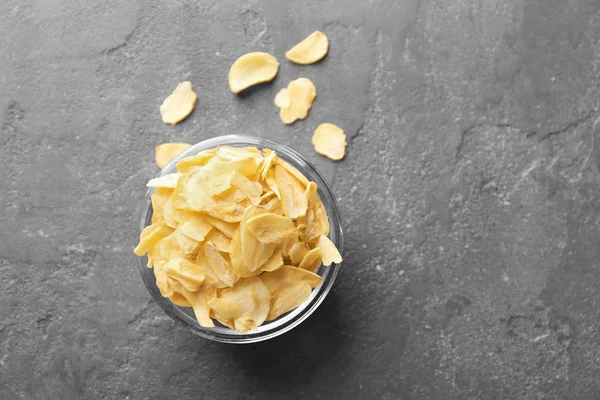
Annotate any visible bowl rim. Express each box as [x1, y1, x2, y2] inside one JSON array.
[[138, 135, 344, 343]]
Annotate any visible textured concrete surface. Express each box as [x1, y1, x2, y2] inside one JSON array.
[[2, 0, 600, 399]]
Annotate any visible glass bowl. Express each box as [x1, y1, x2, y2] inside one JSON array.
[[137, 135, 343, 343]]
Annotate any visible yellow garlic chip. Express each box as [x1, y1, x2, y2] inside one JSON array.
[[305, 181, 319, 205], [154, 266, 173, 297], [208, 297, 244, 321], [173, 172, 219, 212], [163, 195, 185, 228], [260, 191, 276, 204], [230, 228, 245, 274], [206, 229, 232, 253], [298, 247, 322, 273], [203, 214, 237, 238], [274, 88, 291, 109], [246, 213, 297, 244], [174, 227, 201, 257], [274, 165, 308, 219], [228, 52, 279, 94], [152, 235, 189, 296], [208, 276, 271, 332], [313, 202, 330, 237], [277, 157, 309, 187], [154, 234, 188, 267], [231, 172, 262, 206], [277, 78, 317, 124], [265, 169, 281, 199], [213, 187, 248, 204], [289, 241, 309, 266], [150, 188, 173, 224], [178, 212, 213, 242], [200, 171, 236, 197], [230, 228, 261, 278], [168, 292, 192, 308], [164, 259, 205, 292], [133, 222, 174, 256], [155, 143, 192, 169], [261, 248, 284, 272], [200, 203, 246, 223], [176, 149, 217, 172], [259, 150, 277, 180], [180, 286, 215, 328], [240, 206, 276, 272], [312, 123, 347, 161], [146, 173, 182, 189], [303, 182, 329, 242], [160, 81, 198, 125], [262, 197, 283, 215], [260, 265, 322, 294], [203, 241, 237, 287], [316, 234, 342, 266], [267, 283, 312, 321], [196, 247, 228, 290], [135, 146, 343, 332], [304, 208, 321, 243], [187, 162, 237, 196], [217, 146, 263, 163], [285, 31, 329, 65]]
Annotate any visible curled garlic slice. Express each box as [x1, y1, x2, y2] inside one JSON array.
[[285, 31, 329, 65], [228, 52, 279, 94], [160, 81, 198, 125]]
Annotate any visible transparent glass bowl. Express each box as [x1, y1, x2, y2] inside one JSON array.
[[138, 135, 343, 343]]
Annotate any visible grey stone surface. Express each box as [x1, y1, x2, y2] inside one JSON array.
[[2, 0, 600, 398]]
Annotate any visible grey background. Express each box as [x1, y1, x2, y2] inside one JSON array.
[[2, 0, 600, 399]]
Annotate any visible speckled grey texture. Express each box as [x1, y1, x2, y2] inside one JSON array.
[[2, 0, 600, 399]]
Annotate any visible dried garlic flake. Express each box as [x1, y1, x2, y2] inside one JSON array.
[[312, 123, 347, 161], [276, 78, 317, 124], [160, 81, 198, 125], [229, 52, 279, 94], [285, 31, 329, 65]]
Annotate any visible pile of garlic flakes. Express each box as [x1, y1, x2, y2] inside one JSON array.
[[134, 145, 342, 332]]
